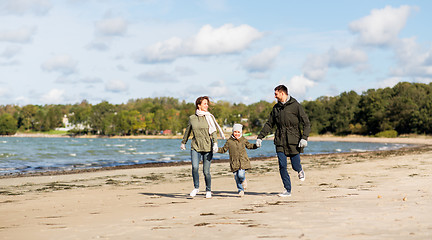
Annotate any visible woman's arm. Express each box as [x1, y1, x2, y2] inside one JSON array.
[[181, 119, 192, 144]]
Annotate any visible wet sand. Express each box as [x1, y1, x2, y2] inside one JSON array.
[[0, 136, 431, 239]]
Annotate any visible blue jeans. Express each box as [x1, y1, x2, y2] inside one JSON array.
[[277, 152, 302, 193], [233, 169, 246, 192], [191, 150, 213, 191]]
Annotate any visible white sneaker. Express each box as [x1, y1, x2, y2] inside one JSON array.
[[206, 191, 212, 199], [278, 190, 291, 197], [238, 191, 244, 197], [190, 188, 199, 197], [242, 180, 247, 190], [298, 170, 305, 181]]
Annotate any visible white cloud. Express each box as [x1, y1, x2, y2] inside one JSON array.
[[1, 45, 21, 59], [247, 72, 269, 79], [87, 40, 109, 51], [243, 46, 282, 72], [87, 17, 128, 51], [41, 89, 65, 104], [0, 26, 37, 43], [137, 69, 178, 83], [105, 79, 128, 93], [203, 0, 228, 11], [303, 47, 367, 81], [328, 47, 368, 68], [390, 38, 432, 79], [41, 55, 78, 75], [175, 66, 196, 76], [377, 77, 404, 89], [135, 24, 263, 63], [95, 17, 128, 36], [286, 75, 316, 97], [0, 0, 52, 16], [208, 80, 231, 98], [0, 87, 12, 98], [349, 5, 416, 46], [302, 54, 329, 81], [80, 77, 103, 83]]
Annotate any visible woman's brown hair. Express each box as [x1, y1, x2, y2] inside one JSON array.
[[195, 96, 210, 110]]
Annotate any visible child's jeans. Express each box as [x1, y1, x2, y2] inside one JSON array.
[[233, 169, 246, 192]]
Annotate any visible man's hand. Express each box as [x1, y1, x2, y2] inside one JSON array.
[[298, 139, 308, 148], [256, 138, 262, 148], [180, 143, 186, 150]]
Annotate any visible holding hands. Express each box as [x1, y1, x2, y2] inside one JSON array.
[[256, 138, 262, 148], [213, 142, 219, 152], [180, 143, 186, 150]]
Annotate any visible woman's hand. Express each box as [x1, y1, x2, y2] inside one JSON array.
[[180, 143, 186, 150]]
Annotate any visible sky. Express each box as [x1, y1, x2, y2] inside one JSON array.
[[1, 0, 432, 106]]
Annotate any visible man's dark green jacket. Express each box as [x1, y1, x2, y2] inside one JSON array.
[[258, 97, 311, 155]]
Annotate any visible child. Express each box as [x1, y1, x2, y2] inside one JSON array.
[[217, 123, 259, 197]]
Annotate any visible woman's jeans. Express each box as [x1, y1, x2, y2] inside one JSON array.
[[191, 150, 213, 191], [277, 152, 302, 193], [233, 169, 246, 192]]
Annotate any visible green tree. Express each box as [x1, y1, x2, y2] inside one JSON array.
[[90, 101, 116, 135], [356, 88, 392, 135], [330, 91, 360, 135], [114, 110, 146, 135], [0, 113, 18, 135], [247, 100, 274, 133], [303, 98, 331, 135], [18, 105, 38, 131]]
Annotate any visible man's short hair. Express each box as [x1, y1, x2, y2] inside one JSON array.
[[274, 85, 288, 95]]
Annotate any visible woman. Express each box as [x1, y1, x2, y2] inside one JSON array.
[[180, 96, 225, 198]]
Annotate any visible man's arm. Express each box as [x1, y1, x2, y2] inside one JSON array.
[[298, 105, 311, 140], [257, 109, 275, 139]]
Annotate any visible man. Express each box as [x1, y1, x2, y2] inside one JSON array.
[[256, 85, 311, 197]]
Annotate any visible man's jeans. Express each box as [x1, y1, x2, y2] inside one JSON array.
[[191, 150, 213, 191], [277, 152, 302, 193], [233, 169, 246, 192]]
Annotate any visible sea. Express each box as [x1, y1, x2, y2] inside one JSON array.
[[0, 137, 409, 175]]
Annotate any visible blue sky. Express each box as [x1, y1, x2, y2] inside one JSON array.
[[1, 0, 431, 106]]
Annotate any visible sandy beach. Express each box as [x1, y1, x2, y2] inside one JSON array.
[[1, 136, 431, 240]]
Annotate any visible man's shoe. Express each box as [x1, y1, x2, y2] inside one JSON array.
[[206, 191, 212, 199], [278, 190, 291, 197], [298, 170, 305, 181], [189, 188, 199, 197]]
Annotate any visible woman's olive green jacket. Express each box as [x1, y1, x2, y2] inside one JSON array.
[[182, 114, 217, 152]]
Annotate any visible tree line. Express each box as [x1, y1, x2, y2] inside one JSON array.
[[0, 82, 431, 137]]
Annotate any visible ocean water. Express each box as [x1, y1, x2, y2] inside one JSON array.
[[0, 137, 408, 175]]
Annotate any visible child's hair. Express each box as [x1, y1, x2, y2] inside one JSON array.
[[195, 96, 210, 110]]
